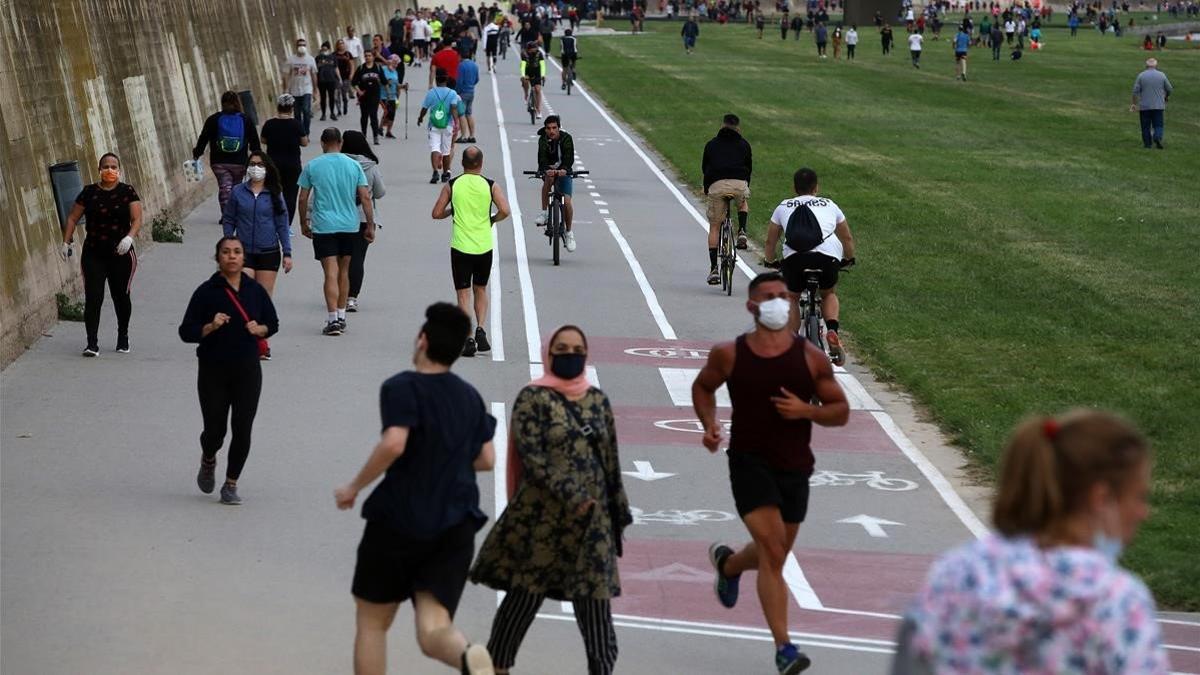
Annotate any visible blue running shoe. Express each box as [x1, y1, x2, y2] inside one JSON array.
[[775, 643, 812, 674], [708, 542, 740, 608]]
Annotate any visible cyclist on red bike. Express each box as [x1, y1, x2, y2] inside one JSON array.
[[763, 167, 855, 366]]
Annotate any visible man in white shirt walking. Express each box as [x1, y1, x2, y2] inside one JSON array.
[[845, 25, 858, 60], [344, 25, 365, 67], [908, 31, 923, 68], [282, 37, 318, 136]]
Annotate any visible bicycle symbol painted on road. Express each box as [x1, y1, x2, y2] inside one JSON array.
[[629, 507, 736, 526], [653, 418, 731, 434], [623, 347, 710, 360], [809, 470, 918, 491]]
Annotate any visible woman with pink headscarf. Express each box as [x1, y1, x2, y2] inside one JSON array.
[[471, 325, 632, 675]]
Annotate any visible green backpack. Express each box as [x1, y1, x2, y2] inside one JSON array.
[[430, 91, 452, 130]]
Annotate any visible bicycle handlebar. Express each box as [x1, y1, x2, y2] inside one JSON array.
[[523, 170, 590, 177]]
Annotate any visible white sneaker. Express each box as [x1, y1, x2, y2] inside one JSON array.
[[347, 297, 358, 312], [564, 231, 577, 252], [535, 210, 548, 226]]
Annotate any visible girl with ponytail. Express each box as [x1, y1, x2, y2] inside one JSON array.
[[891, 410, 1169, 674]]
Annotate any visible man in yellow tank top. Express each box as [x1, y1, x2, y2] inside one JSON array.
[[432, 146, 510, 357]]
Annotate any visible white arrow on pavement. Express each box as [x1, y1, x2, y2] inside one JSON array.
[[837, 514, 904, 538], [622, 461, 676, 482]]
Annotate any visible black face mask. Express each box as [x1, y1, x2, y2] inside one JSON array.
[[550, 353, 586, 379]]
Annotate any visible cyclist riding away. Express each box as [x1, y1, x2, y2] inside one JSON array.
[[763, 167, 855, 366], [702, 114, 752, 285], [519, 41, 546, 119], [534, 115, 577, 252], [560, 28, 579, 90]]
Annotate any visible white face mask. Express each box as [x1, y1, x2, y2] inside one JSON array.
[[246, 166, 267, 182], [297, 45, 308, 55], [753, 298, 790, 331]]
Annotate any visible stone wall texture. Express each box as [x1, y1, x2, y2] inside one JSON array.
[[0, 0, 410, 367]]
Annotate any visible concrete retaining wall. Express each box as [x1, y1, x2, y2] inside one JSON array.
[[0, 0, 409, 368]]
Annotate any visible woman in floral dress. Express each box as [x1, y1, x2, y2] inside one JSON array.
[[471, 325, 632, 675]]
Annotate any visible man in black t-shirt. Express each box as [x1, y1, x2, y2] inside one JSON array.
[[335, 302, 497, 675]]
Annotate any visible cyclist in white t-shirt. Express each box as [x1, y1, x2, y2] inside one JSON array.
[[763, 167, 855, 365]]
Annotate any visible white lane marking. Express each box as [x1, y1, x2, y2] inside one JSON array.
[[489, 228, 505, 361], [594, 200, 608, 205], [836, 372, 881, 410], [589, 191, 602, 197], [1164, 644, 1200, 654], [604, 218, 677, 340], [534, 613, 895, 654], [491, 402, 508, 518], [490, 69, 542, 364], [560, 601, 574, 615], [871, 411, 989, 538], [1160, 618, 1200, 627], [552, 60, 756, 279], [622, 460, 676, 481], [837, 514, 904, 538], [529, 363, 601, 387], [598, 208, 610, 214], [659, 367, 729, 407], [784, 554, 825, 609]]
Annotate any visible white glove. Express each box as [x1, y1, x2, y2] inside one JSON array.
[[60, 243, 72, 261], [116, 236, 134, 255]]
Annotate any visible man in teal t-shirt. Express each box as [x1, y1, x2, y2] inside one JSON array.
[[298, 127, 374, 336]]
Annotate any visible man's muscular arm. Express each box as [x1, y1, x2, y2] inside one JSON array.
[[692, 342, 735, 452]]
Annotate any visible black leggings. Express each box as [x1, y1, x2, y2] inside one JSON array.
[[81, 247, 135, 346], [349, 223, 371, 298], [318, 81, 339, 117], [360, 96, 381, 138], [197, 359, 262, 481], [278, 163, 302, 227], [488, 588, 617, 675]]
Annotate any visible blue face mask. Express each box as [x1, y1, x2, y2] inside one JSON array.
[[1092, 531, 1123, 564], [550, 352, 586, 380]]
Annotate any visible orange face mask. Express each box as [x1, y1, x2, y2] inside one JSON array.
[[100, 168, 120, 184]]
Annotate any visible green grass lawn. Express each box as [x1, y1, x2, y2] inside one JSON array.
[[577, 22, 1200, 609]]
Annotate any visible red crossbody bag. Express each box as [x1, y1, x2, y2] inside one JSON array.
[[223, 287, 269, 358]]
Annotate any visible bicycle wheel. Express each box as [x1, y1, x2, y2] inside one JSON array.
[[722, 219, 735, 296], [805, 313, 824, 351], [550, 202, 562, 266], [529, 95, 536, 124], [566, 68, 573, 95]]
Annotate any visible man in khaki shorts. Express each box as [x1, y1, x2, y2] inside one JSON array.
[[702, 113, 753, 285]]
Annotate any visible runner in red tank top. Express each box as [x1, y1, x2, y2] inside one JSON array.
[[691, 271, 849, 675]]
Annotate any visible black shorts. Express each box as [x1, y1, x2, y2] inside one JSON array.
[[561, 53, 577, 68], [245, 248, 282, 271], [727, 452, 812, 524], [352, 519, 476, 614], [451, 248, 493, 289], [312, 232, 357, 260], [486, 36, 498, 55], [955, 51, 967, 60], [525, 75, 544, 87], [782, 251, 840, 292]]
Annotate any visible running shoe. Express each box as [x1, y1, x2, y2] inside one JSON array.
[[707, 268, 720, 285], [442, 171, 452, 183], [431, 171, 440, 184], [82, 345, 100, 357], [347, 297, 358, 312], [826, 330, 846, 367], [197, 457, 216, 494], [564, 231, 577, 252], [475, 327, 491, 353], [116, 336, 130, 353], [322, 321, 344, 337], [535, 210, 548, 226], [737, 233, 748, 249], [385, 132, 396, 139], [219, 483, 242, 506], [331, 114, 339, 121], [708, 542, 741, 608], [462, 337, 478, 357], [775, 643, 812, 674], [335, 318, 347, 332], [261, 348, 272, 361], [461, 643, 495, 675]]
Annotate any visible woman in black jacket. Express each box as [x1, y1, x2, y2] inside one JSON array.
[[192, 91, 263, 217], [179, 237, 279, 505]]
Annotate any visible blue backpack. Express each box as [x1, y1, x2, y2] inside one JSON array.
[[216, 113, 245, 154]]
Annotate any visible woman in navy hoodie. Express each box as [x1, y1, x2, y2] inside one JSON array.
[[221, 151, 292, 297], [179, 236, 279, 506]]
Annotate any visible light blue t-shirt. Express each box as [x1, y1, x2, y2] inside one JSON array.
[[955, 31, 970, 52], [297, 153, 368, 233], [383, 67, 400, 101], [456, 60, 480, 96], [421, 86, 461, 130]]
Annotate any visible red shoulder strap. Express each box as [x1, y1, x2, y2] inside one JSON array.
[[223, 287, 251, 323]]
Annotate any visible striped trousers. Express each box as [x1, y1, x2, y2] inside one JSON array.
[[487, 588, 618, 674]]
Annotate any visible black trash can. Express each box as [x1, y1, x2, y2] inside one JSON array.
[[49, 161, 84, 233], [238, 90, 259, 130]]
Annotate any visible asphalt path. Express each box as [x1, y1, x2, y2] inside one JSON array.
[[2, 46, 1197, 675]]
